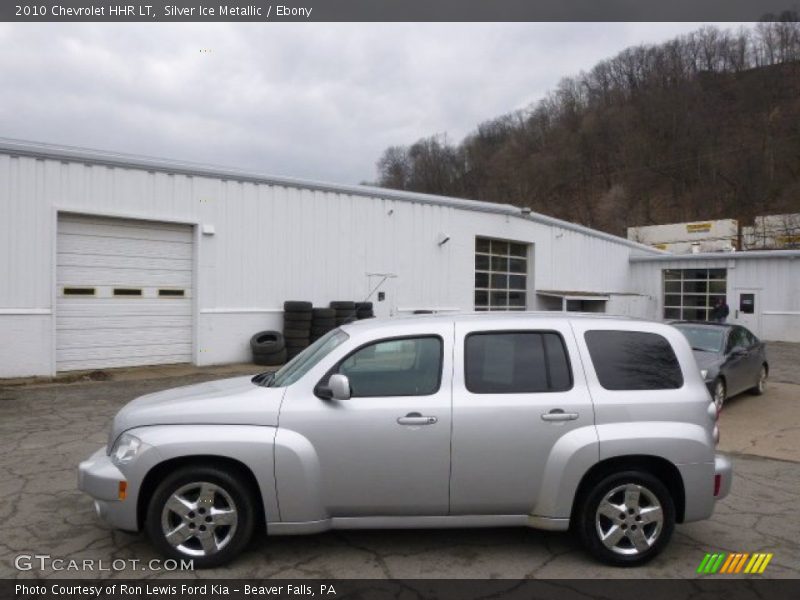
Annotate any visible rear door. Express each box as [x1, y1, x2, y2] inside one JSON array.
[[449, 319, 594, 514]]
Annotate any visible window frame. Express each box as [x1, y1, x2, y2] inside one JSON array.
[[113, 287, 143, 297], [662, 268, 727, 321], [62, 286, 96, 297], [475, 237, 529, 312], [463, 329, 574, 395], [316, 334, 445, 399]]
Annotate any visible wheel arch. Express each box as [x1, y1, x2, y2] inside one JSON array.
[[569, 455, 686, 525], [137, 455, 265, 532]]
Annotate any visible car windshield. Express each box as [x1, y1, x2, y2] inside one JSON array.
[[266, 329, 349, 388], [674, 325, 724, 353]]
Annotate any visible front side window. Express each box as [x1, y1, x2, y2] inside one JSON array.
[[337, 336, 443, 397], [585, 330, 683, 390], [270, 329, 349, 387], [465, 331, 572, 394]]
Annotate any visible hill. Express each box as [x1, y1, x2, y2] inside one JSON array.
[[373, 21, 800, 236]]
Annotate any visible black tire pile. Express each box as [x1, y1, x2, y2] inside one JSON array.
[[330, 301, 357, 325], [250, 331, 286, 366], [328, 301, 375, 324], [355, 302, 375, 319], [310, 308, 336, 342], [250, 299, 376, 366], [283, 301, 313, 360]]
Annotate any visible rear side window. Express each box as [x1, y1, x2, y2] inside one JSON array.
[[584, 330, 683, 390], [465, 331, 572, 394]]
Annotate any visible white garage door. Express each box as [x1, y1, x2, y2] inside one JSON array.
[[56, 214, 193, 371]]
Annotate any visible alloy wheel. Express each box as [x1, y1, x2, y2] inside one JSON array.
[[160, 481, 238, 557], [595, 483, 664, 556]]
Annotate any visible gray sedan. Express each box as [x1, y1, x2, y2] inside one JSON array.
[[671, 322, 768, 409]]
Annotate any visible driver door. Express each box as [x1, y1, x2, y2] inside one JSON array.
[[277, 325, 453, 518]]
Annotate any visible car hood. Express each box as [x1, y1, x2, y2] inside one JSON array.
[[692, 350, 723, 371], [109, 376, 284, 447]]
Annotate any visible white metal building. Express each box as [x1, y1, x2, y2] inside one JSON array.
[[2, 138, 798, 378]]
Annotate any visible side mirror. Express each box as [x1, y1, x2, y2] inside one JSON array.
[[329, 374, 351, 400]]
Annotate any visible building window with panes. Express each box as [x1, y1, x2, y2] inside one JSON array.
[[663, 268, 727, 321], [474, 237, 528, 311]]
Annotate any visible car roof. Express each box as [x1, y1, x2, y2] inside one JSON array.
[[671, 321, 732, 330], [340, 311, 641, 332]]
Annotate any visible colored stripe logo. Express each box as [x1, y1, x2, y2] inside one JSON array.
[[697, 552, 773, 574]]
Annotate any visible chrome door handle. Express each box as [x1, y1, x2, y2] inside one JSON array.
[[541, 409, 579, 422], [397, 412, 438, 425]]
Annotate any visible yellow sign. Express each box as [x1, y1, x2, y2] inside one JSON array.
[[687, 222, 712, 233]]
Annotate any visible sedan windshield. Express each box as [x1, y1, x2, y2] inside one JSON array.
[[674, 325, 724, 353], [268, 329, 349, 387]]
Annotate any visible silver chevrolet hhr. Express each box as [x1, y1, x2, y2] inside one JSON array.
[[79, 313, 731, 568]]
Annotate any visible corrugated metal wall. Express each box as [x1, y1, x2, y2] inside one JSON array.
[[0, 151, 652, 376], [630, 257, 800, 342]]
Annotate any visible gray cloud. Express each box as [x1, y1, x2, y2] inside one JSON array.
[[0, 22, 733, 184]]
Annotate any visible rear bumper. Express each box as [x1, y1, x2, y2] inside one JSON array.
[[678, 453, 732, 523], [714, 453, 733, 500]]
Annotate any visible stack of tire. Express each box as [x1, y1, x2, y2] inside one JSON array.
[[283, 301, 313, 360], [309, 308, 336, 342], [250, 331, 286, 366], [330, 301, 357, 326], [355, 302, 375, 319]]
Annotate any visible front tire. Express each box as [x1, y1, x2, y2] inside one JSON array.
[[713, 378, 726, 411], [577, 471, 675, 566], [145, 466, 256, 568]]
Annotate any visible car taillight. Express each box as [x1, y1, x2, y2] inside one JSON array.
[[714, 474, 722, 497]]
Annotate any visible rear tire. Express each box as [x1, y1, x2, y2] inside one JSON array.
[[145, 466, 256, 569], [749, 365, 767, 395], [577, 470, 675, 567]]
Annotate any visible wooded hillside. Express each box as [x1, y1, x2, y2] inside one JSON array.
[[373, 21, 800, 236]]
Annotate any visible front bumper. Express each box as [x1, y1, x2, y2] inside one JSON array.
[[78, 447, 139, 531]]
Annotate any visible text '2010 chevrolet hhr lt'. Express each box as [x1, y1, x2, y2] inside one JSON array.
[[79, 313, 731, 567]]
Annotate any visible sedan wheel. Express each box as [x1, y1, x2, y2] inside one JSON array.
[[146, 466, 255, 568], [750, 365, 767, 396], [578, 471, 675, 566], [713, 379, 726, 411]]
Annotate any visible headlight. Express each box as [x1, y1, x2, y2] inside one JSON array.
[[111, 433, 142, 466], [700, 369, 709, 380]]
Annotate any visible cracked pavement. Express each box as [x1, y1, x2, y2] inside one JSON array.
[[1, 350, 798, 580]]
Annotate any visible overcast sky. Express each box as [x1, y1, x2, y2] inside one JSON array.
[[0, 23, 741, 184]]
